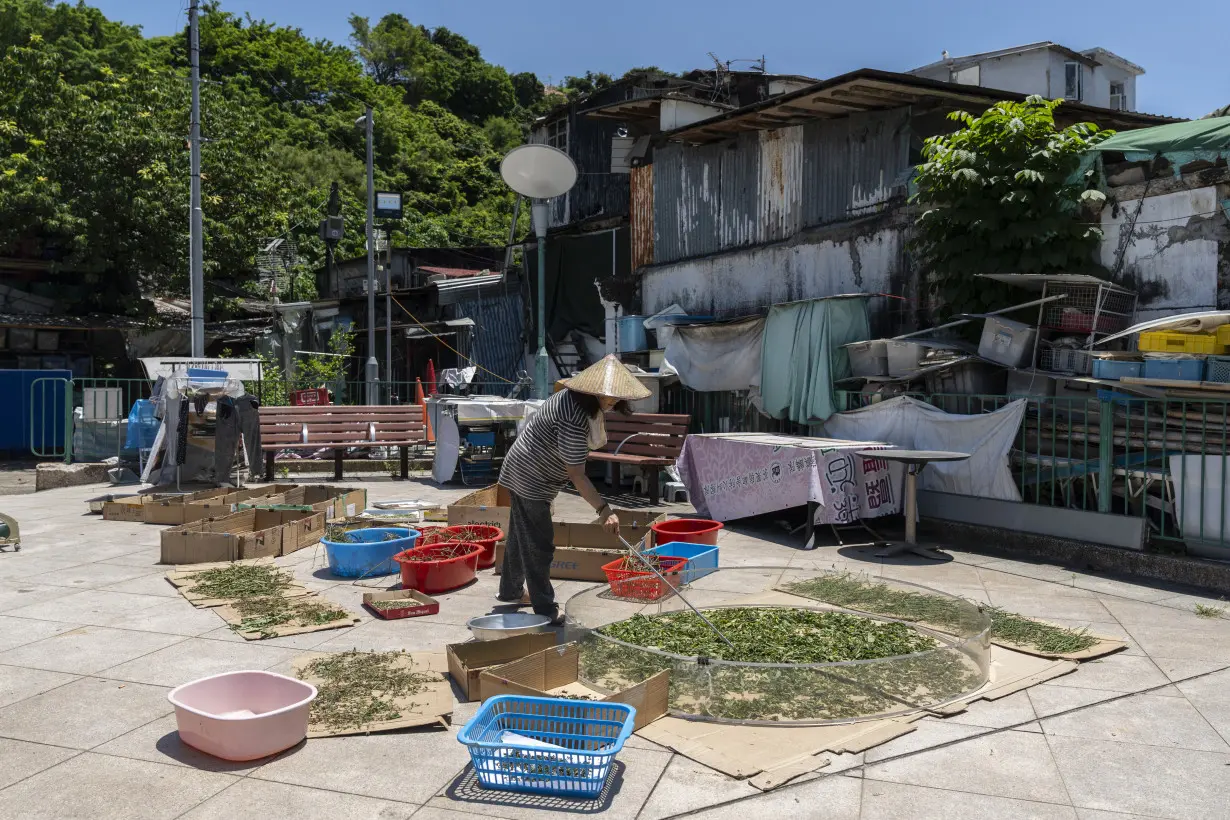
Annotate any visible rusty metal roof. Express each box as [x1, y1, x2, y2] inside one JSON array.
[[663, 68, 1183, 145], [580, 92, 734, 122]]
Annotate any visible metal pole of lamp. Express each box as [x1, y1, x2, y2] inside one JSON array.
[[532, 200, 549, 400], [361, 106, 378, 405]]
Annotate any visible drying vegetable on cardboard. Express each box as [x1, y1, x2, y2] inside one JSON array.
[[495, 355, 651, 625]]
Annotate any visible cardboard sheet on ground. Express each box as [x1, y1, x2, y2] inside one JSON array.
[[216, 593, 360, 640], [291, 651, 454, 738], [636, 643, 1076, 791], [164, 557, 311, 608]]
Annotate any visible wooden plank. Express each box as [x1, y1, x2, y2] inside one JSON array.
[[261, 421, 425, 431], [262, 440, 424, 451], [604, 420, 689, 435], [608, 412, 690, 423], [1120, 378, 1230, 392], [589, 453, 673, 466]]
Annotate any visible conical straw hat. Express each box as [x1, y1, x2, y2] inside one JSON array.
[[560, 355, 652, 400]]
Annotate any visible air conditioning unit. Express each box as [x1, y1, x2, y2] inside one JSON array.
[[1110, 93, 1127, 111]]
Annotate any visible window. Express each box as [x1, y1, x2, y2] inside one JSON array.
[[546, 119, 568, 153], [1110, 81, 1127, 111], [1064, 62, 1082, 101]]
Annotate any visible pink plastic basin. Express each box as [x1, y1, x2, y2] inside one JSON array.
[[168, 670, 317, 761]]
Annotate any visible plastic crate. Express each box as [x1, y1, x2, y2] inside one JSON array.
[[1206, 356, 1230, 384], [601, 555, 686, 601], [458, 695, 635, 798], [646, 542, 718, 583], [1142, 359, 1204, 381], [1138, 330, 1225, 355], [1091, 359, 1142, 380]]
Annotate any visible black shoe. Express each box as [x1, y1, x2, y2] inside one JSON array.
[[548, 612, 566, 627]]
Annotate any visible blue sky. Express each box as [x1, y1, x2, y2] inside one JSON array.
[[96, 0, 1227, 120]]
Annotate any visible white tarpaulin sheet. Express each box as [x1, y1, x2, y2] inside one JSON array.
[[662, 317, 764, 393], [821, 397, 1026, 502]]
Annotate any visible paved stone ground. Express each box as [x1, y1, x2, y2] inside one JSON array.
[[1, 479, 1229, 819]]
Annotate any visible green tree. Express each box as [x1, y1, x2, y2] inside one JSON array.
[[911, 96, 1112, 315]]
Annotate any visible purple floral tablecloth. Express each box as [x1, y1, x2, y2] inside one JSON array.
[[677, 433, 904, 524]]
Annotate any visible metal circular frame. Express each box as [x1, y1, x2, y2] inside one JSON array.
[[565, 566, 992, 726]]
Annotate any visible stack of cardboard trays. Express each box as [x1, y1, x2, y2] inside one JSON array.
[[449, 485, 664, 581], [156, 485, 367, 564]]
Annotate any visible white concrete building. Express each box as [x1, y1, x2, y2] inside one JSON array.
[[910, 42, 1144, 112]]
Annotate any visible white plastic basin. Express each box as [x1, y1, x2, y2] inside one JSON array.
[[168, 670, 317, 761]]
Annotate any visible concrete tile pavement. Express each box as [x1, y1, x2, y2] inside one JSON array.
[[0, 481, 1226, 819]]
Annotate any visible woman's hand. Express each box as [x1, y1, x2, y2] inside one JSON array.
[[603, 512, 620, 535]]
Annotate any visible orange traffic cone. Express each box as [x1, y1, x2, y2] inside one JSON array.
[[416, 378, 434, 444]]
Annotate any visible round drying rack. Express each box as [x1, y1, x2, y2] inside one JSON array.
[[564, 566, 992, 726]]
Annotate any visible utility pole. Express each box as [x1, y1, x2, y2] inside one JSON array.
[[385, 234, 392, 397], [188, 0, 204, 356], [360, 106, 378, 403]]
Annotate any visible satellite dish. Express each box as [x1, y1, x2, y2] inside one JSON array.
[[500, 144, 577, 199]]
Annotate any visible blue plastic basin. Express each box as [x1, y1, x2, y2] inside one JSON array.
[[321, 527, 419, 578]]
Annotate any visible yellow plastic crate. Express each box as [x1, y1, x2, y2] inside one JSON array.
[[1138, 330, 1226, 355], [1217, 324, 1230, 347]]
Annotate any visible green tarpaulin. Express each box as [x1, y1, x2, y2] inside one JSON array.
[[1092, 117, 1230, 157], [759, 296, 871, 424]]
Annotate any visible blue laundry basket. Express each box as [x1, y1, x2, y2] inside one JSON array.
[[458, 695, 636, 798], [321, 527, 418, 578]]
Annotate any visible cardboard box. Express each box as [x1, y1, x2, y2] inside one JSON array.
[[479, 642, 669, 731], [143, 484, 297, 526], [446, 632, 557, 701], [239, 485, 367, 521], [101, 495, 153, 522], [490, 508, 666, 582], [362, 589, 440, 619], [159, 508, 322, 564], [491, 541, 627, 582], [447, 484, 513, 531]]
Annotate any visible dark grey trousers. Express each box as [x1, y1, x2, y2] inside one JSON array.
[[215, 396, 262, 480], [498, 490, 557, 617]]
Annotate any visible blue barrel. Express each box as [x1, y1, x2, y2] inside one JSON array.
[[321, 527, 419, 578], [617, 316, 647, 352]]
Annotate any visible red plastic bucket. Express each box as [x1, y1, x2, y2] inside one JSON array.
[[650, 518, 723, 546], [394, 541, 483, 594], [442, 524, 504, 570]]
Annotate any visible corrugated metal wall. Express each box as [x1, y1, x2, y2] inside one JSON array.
[[630, 165, 654, 269], [759, 125, 803, 243], [801, 108, 911, 227], [454, 291, 525, 383], [649, 109, 912, 266], [720, 131, 760, 251]]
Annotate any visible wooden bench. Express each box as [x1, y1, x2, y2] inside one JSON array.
[[588, 412, 689, 504], [258, 405, 427, 481]]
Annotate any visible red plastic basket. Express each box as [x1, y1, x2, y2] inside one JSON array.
[[601, 555, 687, 601], [442, 524, 503, 570], [394, 541, 483, 594]]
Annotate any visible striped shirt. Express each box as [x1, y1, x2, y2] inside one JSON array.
[[499, 390, 592, 501]]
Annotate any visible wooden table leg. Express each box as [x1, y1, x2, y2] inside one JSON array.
[[333, 448, 344, 481], [264, 451, 275, 481]]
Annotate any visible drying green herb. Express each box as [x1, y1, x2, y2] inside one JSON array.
[[579, 627, 982, 724], [325, 525, 407, 543], [781, 574, 1098, 655], [301, 651, 436, 731], [368, 598, 421, 611], [598, 607, 938, 664], [185, 563, 294, 600], [230, 595, 350, 638], [985, 607, 1097, 654]]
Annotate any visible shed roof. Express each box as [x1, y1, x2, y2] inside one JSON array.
[[662, 68, 1180, 145], [1090, 116, 1230, 156]]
